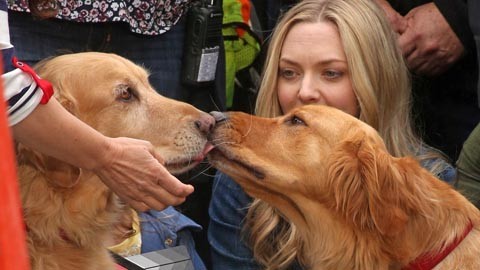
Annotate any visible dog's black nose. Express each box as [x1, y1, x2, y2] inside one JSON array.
[[209, 111, 227, 123], [195, 113, 215, 135]]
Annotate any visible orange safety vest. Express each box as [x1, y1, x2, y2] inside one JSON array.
[[0, 56, 31, 270]]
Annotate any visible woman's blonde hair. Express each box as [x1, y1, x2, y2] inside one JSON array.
[[247, 0, 446, 268]]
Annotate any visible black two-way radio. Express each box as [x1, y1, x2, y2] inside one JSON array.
[[181, 0, 223, 86]]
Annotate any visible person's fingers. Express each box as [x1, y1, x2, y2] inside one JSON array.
[[120, 197, 150, 212], [147, 144, 166, 165], [132, 195, 169, 211], [414, 61, 447, 77], [398, 32, 416, 58], [389, 13, 407, 34], [124, 138, 193, 196], [375, 0, 406, 34], [155, 167, 195, 197], [110, 186, 144, 205], [406, 47, 447, 75], [96, 137, 194, 210], [406, 50, 423, 70], [144, 141, 194, 197], [143, 186, 189, 208], [409, 61, 430, 75], [111, 180, 187, 211]]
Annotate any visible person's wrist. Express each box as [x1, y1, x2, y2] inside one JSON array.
[[90, 136, 118, 173]]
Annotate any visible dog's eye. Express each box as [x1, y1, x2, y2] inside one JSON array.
[[115, 85, 138, 102], [119, 88, 133, 101], [290, 115, 305, 125]]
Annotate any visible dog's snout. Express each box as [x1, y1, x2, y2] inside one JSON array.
[[209, 111, 227, 123], [195, 113, 215, 135]]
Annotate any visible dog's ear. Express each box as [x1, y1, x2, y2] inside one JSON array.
[[327, 131, 408, 236], [54, 87, 78, 116], [35, 60, 79, 116], [43, 157, 83, 188], [16, 144, 82, 188]]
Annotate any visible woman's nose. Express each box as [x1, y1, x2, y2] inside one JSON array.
[[298, 75, 321, 103]]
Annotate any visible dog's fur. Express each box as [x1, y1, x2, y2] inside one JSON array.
[[16, 52, 213, 270], [208, 105, 480, 270]]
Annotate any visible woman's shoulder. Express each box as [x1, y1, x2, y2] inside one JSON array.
[[417, 146, 457, 185]]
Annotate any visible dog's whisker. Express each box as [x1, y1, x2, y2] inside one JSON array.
[[221, 117, 233, 130], [210, 136, 238, 146], [213, 141, 236, 147], [199, 171, 217, 178], [208, 94, 222, 113], [184, 164, 215, 183], [210, 137, 226, 143], [211, 172, 223, 194], [241, 113, 254, 138]]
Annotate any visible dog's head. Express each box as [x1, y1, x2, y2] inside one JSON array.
[[16, 52, 217, 269], [208, 105, 429, 237], [25, 52, 213, 175]]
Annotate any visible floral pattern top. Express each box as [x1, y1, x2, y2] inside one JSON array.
[[8, 0, 191, 35]]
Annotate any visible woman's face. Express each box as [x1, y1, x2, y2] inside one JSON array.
[[277, 21, 359, 117]]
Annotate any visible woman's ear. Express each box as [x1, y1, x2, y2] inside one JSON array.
[[327, 131, 408, 236]]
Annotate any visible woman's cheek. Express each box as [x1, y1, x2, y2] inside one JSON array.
[[277, 87, 295, 113]]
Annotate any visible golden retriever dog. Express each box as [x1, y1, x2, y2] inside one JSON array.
[[16, 52, 214, 270], [207, 105, 480, 270]]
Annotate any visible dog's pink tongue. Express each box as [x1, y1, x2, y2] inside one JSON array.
[[193, 142, 215, 162]]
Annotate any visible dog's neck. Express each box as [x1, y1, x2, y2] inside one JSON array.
[[297, 205, 477, 270], [16, 146, 126, 248], [402, 220, 473, 270], [298, 208, 396, 269], [292, 179, 480, 270]]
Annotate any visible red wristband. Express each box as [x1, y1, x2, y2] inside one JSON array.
[[12, 57, 54, 104]]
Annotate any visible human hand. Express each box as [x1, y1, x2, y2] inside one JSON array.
[[374, 0, 407, 34], [94, 137, 194, 211], [398, 3, 464, 76]]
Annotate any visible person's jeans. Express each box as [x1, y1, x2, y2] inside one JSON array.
[[208, 171, 304, 270], [208, 171, 259, 270]]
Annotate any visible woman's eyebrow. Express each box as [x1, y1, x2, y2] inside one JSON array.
[[279, 57, 347, 65]]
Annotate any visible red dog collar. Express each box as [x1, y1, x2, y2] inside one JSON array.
[[12, 57, 54, 104], [403, 220, 474, 270]]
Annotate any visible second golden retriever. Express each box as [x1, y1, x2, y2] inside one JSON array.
[[208, 105, 480, 269], [16, 52, 214, 270]]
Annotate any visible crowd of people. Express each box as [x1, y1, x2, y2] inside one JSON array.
[[1, 0, 479, 269]]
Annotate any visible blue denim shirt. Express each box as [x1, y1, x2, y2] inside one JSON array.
[[208, 159, 456, 270], [140, 207, 206, 270]]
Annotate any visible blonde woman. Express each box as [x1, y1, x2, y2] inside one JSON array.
[[208, 0, 455, 269]]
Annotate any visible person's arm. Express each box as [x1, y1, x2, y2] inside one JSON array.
[[11, 97, 194, 211]]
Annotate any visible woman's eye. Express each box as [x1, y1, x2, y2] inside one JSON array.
[[279, 68, 297, 80], [324, 70, 342, 79]]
